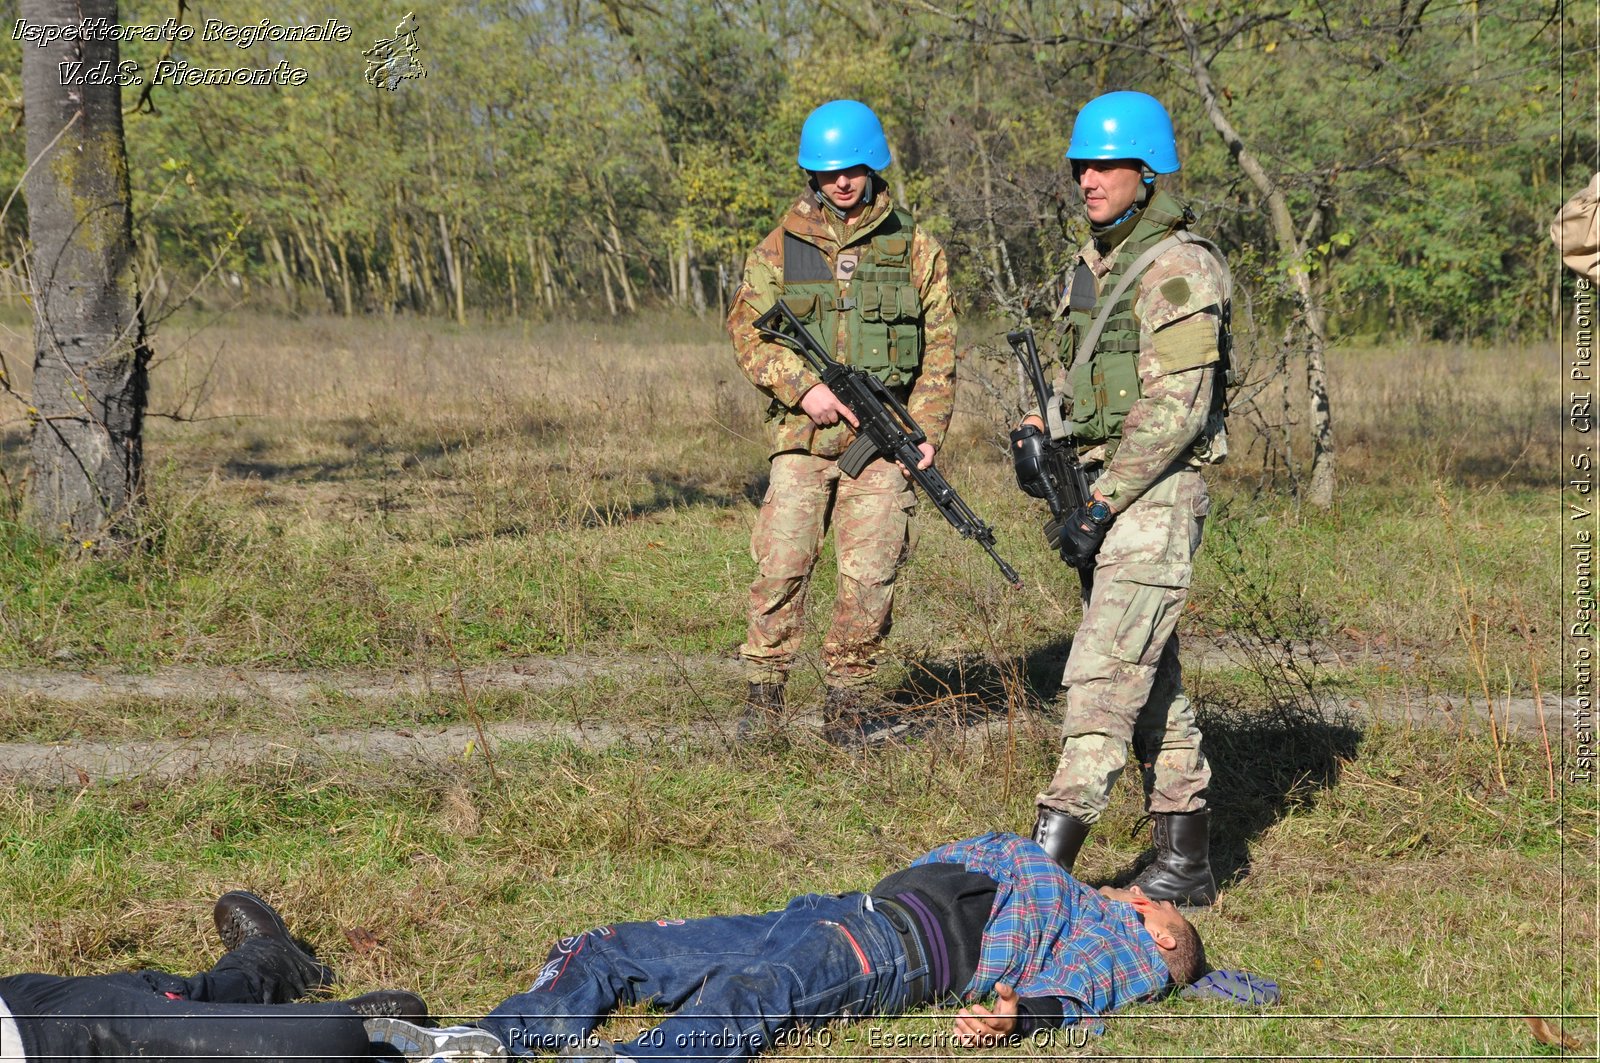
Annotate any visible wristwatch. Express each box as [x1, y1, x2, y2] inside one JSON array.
[[1085, 499, 1113, 525]]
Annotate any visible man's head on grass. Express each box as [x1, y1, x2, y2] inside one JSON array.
[[1099, 885, 1206, 987]]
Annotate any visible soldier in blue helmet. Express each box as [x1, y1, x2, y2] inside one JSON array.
[[725, 100, 958, 745], [1011, 91, 1233, 906]]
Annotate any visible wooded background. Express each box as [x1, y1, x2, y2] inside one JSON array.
[[0, 0, 1585, 342]]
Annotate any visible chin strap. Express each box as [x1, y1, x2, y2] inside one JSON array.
[[809, 171, 876, 219], [1089, 181, 1153, 238]]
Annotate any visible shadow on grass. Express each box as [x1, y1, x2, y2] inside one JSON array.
[[877, 639, 1362, 893], [578, 472, 758, 526], [1134, 700, 1363, 891], [873, 642, 1070, 734], [217, 420, 458, 483]]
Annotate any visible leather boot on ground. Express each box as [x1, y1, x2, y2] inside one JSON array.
[[1031, 807, 1091, 873], [213, 890, 336, 996], [820, 685, 871, 748], [1130, 810, 1218, 906], [344, 989, 430, 1023], [737, 681, 786, 742]]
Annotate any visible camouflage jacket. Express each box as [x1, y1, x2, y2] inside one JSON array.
[[727, 186, 957, 459], [1073, 210, 1227, 513]]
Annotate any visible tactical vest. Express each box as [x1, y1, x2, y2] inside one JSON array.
[[1066, 191, 1193, 445], [779, 208, 924, 388]]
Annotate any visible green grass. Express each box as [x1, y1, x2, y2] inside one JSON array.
[[0, 722, 1588, 1057]]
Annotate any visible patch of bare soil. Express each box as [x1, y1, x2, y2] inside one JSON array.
[[0, 651, 723, 705], [0, 642, 1573, 786]]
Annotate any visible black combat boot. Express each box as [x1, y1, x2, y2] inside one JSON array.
[[212, 891, 336, 999], [1130, 810, 1218, 907], [820, 685, 870, 748], [1031, 808, 1091, 873], [344, 989, 431, 1023], [738, 681, 786, 741]]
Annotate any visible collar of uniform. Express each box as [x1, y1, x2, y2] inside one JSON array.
[[782, 183, 896, 251], [1091, 206, 1143, 254]]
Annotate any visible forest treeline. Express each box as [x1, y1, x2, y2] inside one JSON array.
[[0, 0, 1589, 342]]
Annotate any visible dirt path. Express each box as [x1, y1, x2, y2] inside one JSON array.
[[0, 642, 1576, 786], [0, 651, 705, 704]]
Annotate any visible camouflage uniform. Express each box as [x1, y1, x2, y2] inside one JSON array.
[[728, 184, 956, 689], [1037, 190, 1225, 824]]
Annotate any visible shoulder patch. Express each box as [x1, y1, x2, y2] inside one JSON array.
[[1138, 244, 1225, 331]]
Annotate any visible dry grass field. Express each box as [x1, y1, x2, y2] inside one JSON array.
[[0, 311, 1562, 685]]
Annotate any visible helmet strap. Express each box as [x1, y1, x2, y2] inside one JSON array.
[[1091, 196, 1147, 244], [808, 175, 847, 219], [808, 171, 878, 220], [1093, 183, 1148, 234]]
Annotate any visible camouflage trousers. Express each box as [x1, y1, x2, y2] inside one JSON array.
[[1037, 466, 1213, 823], [741, 452, 916, 688]]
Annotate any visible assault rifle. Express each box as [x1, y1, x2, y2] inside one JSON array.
[[1006, 328, 1094, 571], [754, 301, 1022, 589]]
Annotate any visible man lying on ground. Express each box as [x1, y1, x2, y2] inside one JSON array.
[[1, 890, 425, 1063], [369, 831, 1204, 1063]]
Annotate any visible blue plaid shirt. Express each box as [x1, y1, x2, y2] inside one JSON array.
[[914, 832, 1171, 1029]]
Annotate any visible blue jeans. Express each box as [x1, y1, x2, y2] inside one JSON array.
[[480, 892, 918, 1063]]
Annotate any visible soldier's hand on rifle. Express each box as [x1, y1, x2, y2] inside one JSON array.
[[1056, 496, 1114, 570], [799, 383, 860, 429], [897, 442, 936, 479], [1010, 424, 1052, 499]]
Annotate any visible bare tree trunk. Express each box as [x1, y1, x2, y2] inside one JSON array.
[[22, 0, 150, 544], [138, 227, 169, 314], [530, 234, 556, 311], [266, 225, 297, 311], [611, 226, 636, 314], [688, 229, 706, 315], [1301, 271, 1335, 505], [1169, 0, 1336, 507], [598, 249, 619, 317], [676, 233, 689, 310], [386, 220, 405, 314], [331, 226, 354, 317], [312, 224, 339, 314], [288, 214, 329, 310], [594, 180, 637, 313], [437, 212, 465, 325], [390, 190, 412, 312], [505, 244, 519, 318], [413, 228, 438, 312]]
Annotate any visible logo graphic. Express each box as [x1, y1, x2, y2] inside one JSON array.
[[363, 12, 425, 91], [528, 957, 563, 992]]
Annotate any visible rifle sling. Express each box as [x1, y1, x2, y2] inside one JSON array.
[[1069, 231, 1233, 370]]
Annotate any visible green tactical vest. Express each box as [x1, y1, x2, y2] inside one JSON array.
[[1066, 191, 1192, 445], [778, 208, 924, 388]]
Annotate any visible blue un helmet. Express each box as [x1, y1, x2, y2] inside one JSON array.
[[797, 100, 892, 172], [1066, 91, 1180, 175]]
